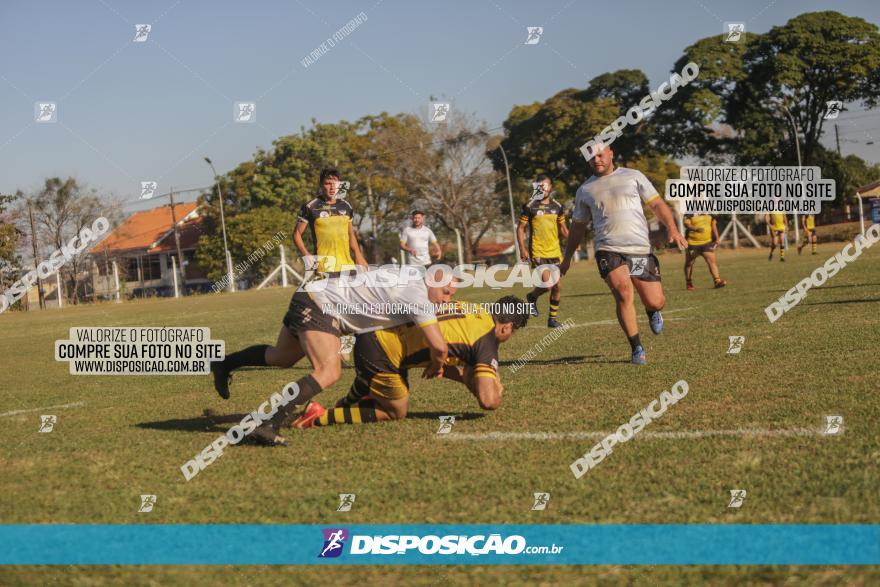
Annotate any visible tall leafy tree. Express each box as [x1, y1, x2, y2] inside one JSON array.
[[31, 177, 106, 304], [731, 11, 880, 166]]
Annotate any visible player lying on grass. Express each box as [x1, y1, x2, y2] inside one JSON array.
[[213, 265, 457, 445], [683, 214, 726, 290], [560, 143, 687, 365], [287, 296, 530, 431]]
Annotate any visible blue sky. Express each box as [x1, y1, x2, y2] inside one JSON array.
[[2, 0, 879, 208]]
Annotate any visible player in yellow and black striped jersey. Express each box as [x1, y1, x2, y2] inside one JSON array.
[[288, 296, 530, 429], [293, 168, 367, 274], [683, 214, 726, 290], [517, 174, 569, 328], [798, 214, 817, 255], [766, 212, 788, 262]]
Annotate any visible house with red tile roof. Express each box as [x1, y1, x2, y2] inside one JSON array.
[[88, 203, 210, 297]]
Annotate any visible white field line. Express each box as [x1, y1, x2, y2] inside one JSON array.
[[524, 306, 698, 330], [0, 401, 86, 418], [438, 428, 822, 441]]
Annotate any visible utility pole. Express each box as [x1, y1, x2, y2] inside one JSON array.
[[168, 187, 188, 293], [26, 200, 45, 309], [835, 124, 841, 155]]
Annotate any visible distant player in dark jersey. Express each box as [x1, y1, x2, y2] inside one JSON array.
[[289, 296, 530, 428], [683, 214, 726, 290], [517, 174, 569, 328], [798, 214, 817, 255], [294, 168, 368, 273]]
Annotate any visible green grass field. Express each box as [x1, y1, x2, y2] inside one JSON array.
[[1, 244, 879, 585]]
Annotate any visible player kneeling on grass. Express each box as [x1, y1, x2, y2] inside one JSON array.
[[214, 266, 457, 446], [290, 296, 530, 429], [683, 214, 726, 290]]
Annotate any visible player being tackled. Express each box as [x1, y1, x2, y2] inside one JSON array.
[[290, 296, 530, 430]]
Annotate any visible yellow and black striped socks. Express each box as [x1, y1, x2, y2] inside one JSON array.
[[549, 299, 560, 319], [316, 400, 379, 426], [811, 241, 817, 254]]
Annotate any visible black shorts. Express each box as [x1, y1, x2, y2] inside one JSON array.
[[348, 330, 410, 401], [530, 256, 562, 269], [282, 291, 342, 337], [595, 251, 661, 282], [687, 242, 717, 257]]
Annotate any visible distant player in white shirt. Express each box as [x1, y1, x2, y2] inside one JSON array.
[[560, 144, 687, 365], [400, 210, 442, 266]]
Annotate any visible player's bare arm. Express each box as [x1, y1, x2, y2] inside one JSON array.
[[648, 197, 687, 249], [419, 322, 448, 379], [348, 224, 368, 268], [293, 219, 311, 258], [560, 220, 587, 275], [516, 219, 530, 261]]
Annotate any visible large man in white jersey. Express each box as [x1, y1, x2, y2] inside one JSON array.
[[560, 144, 687, 365], [400, 210, 442, 266], [212, 265, 455, 445]]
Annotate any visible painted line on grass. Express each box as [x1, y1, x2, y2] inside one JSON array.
[[438, 428, 820, 441], [524, 306, 698, 329], [0, 401, 85, 418]]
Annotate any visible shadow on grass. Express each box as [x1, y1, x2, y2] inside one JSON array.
[[136, 409, 487, 433], [137, 412, 227, 433]]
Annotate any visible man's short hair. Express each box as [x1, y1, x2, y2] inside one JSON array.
[[320, 168, 341, 183], [536, 174, 550, 183], [411, 210, 425, 217], [491, 295, 530, 330]]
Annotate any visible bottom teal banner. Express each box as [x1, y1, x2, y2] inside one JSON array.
[[1, 524, 877, 565]]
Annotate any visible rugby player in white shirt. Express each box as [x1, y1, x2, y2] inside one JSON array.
[[400, 210, 442, 266], [560, 144, 687, 365]]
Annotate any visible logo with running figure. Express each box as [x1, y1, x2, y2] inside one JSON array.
[[35, 102, 57, 123], [824, 100, 843, 120], [727, 336, 745, 354], [531, 492, 550, 510], [724, 23, 745, 43], [138, 494, 157, 512], [431, 102, 450, 123], [337, 493, 356, 512], [824, 415, 843, 435], [524, 27, 543, 45], [629, 257, 647, 277], [133, 24, 151, 42], [235, 102, 256, 123], [318, 528, 349, 558], [140, 181, 158, 200], [437, 415, 455, 434], [728, 489, 746, 508], [38, 415, 57, 433]]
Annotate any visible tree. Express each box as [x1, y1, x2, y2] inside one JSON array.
[[195, 206, 297, 284], [0, 193, 23, 297], [30, 177, 107, 304], [396, 113, 502, 262], [735, 12, 880, 165]]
